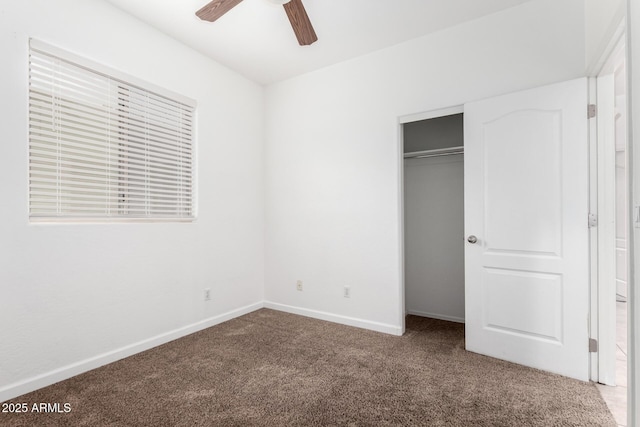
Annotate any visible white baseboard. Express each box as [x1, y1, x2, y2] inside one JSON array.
[[0, 301, 264, 403], [264, 301, 402, 336], [406, 309, 465, 324], [1, 301, 404, 402]]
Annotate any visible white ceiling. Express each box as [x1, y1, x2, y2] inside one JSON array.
[[105, 0, 534, 85]]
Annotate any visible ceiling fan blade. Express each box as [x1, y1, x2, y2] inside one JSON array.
[[196, 0, 243, 22], [283, 0, 317, 46]]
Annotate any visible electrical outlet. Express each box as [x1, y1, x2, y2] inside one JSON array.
[[296, 280, 303, 291], [204, 288, 211, 301], [344, 286, 350, 298]]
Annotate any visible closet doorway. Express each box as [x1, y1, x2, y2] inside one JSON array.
[[403, 111, 465, 323]]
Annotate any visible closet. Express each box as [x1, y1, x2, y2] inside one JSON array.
[[403, 113, 465, 323]]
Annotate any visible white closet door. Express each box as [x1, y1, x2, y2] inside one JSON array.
[[464, 78, 590, 381]]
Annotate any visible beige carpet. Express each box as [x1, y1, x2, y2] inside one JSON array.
[[2, 309, 615, 426]]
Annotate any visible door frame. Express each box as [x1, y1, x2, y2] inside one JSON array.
[[592, 31, 628, 387], [397, 105, 464, 333], [593, 71, 616, 385]]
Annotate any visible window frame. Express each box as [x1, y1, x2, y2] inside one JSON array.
[[28, 39, 197, 223]]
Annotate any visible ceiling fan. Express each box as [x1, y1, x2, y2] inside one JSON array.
[[196, 0, 318, 46]]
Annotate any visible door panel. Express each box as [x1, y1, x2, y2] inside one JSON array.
[[483, 111, 562, 256], [464, 78, 589, 381], [483, 268, 562, 342]]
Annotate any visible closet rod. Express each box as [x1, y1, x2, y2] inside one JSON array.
[[404, 146, 464, 159]]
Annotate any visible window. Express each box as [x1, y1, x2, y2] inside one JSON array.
[[28, 40, 196, 221]]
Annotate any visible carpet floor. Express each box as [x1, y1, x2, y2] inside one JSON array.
[[2, 309, 615, 426]]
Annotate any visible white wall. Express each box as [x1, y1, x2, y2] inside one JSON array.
[[263, 0, 587, 333], [0, 0, 264, 401]]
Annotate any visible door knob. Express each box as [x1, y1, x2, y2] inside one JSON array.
[[467, 235, 478, 244]]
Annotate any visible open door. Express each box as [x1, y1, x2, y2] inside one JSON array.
[[464, 78, 590, 381]]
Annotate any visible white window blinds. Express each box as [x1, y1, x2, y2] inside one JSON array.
[[28, 40, 196, 221]]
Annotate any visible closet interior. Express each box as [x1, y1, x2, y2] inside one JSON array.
[[403, 113, 465, 323]]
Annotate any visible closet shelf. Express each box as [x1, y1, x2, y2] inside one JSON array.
[[404, 146, 464, 159]]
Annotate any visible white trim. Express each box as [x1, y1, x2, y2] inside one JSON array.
[[596, 72, 618, 385], [397, 122, 406, 333], [29, 218, 196, 225], [264, 301, 403, 336], [627, 1, 638, 425], [0, 300, 407, 402], [406, 310, 465, 324], [588, 77, 600, 383], [599, 32, 627, 77], [588, 14, 627, 77], [398, 105, 464, 125], [397, 104, 465, 336], [591, 20, 630, 391], [0, 302, 263, 403]]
